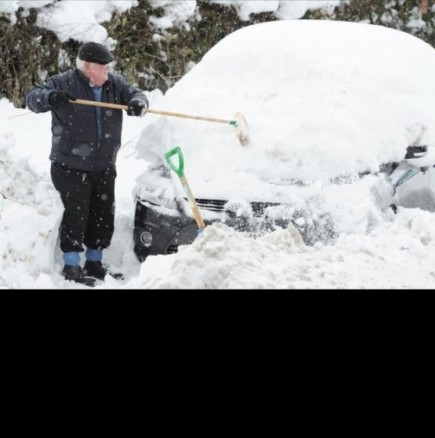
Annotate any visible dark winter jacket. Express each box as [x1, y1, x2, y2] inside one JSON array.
[[26, 68, 148, 171]]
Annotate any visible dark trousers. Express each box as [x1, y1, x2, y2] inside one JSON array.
[[51, 162, 117, 253]]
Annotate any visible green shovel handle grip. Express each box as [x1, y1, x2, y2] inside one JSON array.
[[164, 146, 184, 177]]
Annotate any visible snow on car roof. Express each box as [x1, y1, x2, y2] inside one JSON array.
[[136, 19, 435, 200]]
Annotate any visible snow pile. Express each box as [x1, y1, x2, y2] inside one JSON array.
[[124, 211, 435, 289], [35, 0, 138, 43], [211, 0, 338, 21], [0, 1, 138, 39], [143, 20, 435, 187]]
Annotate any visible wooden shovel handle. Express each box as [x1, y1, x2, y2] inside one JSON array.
[[73, 99, 127, 111], [180, 176, 206, 230], [71, 98, 231, 125]]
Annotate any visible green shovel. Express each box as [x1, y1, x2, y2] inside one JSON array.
[[165, 146, 206, 231]]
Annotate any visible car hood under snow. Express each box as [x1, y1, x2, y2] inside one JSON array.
[[135, 19, 435, 202]]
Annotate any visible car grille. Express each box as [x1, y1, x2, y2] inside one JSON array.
[[193, 198, 281, 216], [194, 199, 227, 212]]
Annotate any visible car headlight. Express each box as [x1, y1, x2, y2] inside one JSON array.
[[139, 231, 153, 247]]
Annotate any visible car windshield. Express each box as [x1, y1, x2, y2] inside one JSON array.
[[136, 20, 435, 201]]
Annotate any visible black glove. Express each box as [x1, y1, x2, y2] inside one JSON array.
[[127, 99, 148, 117], [48, 90, 76, 108]]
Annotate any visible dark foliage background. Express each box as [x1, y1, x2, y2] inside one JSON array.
[[1, 0, 434, 107]]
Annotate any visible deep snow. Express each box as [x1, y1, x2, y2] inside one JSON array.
[[1, 1, 435, 290]]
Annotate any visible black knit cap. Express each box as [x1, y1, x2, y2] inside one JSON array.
[[78, 42, 114, 65]]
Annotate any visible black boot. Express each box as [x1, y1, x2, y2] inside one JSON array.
[[83, 260, 124, 281], [62, 265, 96, 287]]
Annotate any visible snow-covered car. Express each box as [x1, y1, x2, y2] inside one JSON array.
[[131, 19, 435, 261]]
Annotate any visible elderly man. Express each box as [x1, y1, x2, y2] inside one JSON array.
[[26, 42, 149, 287]]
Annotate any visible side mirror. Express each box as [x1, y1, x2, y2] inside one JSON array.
[[405, 145, 427, 159]]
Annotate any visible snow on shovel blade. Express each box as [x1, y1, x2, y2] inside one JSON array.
[[231, 112, 249, 146]]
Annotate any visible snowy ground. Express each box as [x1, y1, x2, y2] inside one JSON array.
[[2, 96, 435, 290], [1, 1, 435, 290]]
